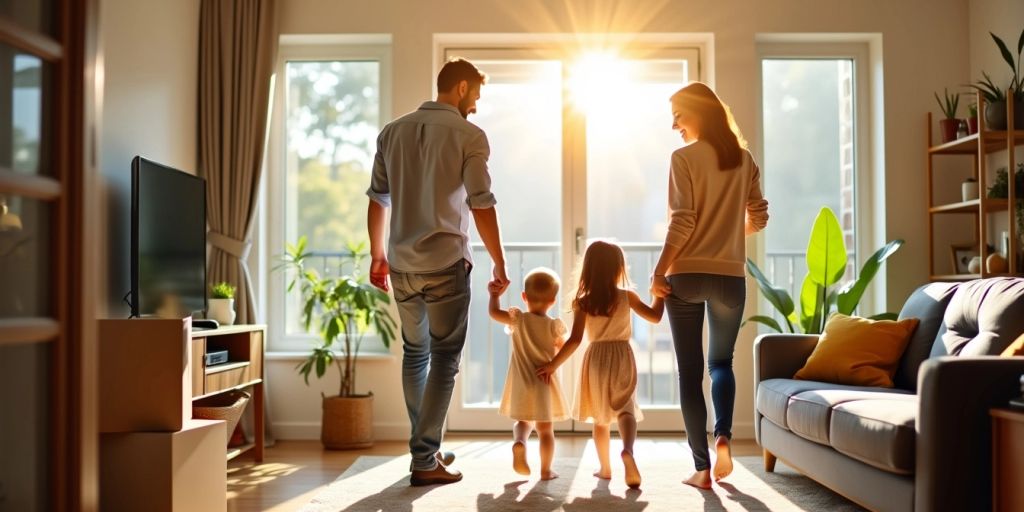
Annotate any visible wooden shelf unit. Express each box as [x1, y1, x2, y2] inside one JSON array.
[[191, 324, 266, 462], [927, 91, 1022, 280]]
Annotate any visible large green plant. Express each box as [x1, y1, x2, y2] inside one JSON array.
[[744, 207, 904, 334], [969, 28, 1024, 102], [280, 236, 397, 397]]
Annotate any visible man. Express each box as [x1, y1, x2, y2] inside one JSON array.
[[366, 57, 509, 486]]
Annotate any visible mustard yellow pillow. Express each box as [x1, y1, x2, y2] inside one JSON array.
[[794, 314, 920, 388], [1001, 333, 1024, 356]]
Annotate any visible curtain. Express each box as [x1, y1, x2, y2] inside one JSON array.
[[199, 0, 278, 325]]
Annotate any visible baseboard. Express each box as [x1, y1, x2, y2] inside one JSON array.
[[273, 421, 410, 441]]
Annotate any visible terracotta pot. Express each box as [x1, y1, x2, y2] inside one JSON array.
[[967, 116, 978, 134], [322, 394, 374, 449], [939, 118, 959, 142]]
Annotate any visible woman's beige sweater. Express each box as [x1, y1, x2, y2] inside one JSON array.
[[664, 140, 769, 277]]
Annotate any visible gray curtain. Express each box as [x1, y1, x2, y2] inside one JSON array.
[[199, 0, 278, 325]]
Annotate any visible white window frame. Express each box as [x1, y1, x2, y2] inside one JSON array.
[[264, 34, 393, 354], [754, 35, 886, 317]]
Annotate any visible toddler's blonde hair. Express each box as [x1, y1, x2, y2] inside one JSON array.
[[524, 267, 560, 303]]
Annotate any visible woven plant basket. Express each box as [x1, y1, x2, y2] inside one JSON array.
[[193, 390, 250, 445], [322, 394, 374, 449]]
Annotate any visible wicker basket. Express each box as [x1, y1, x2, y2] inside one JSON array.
[[193, 390, 250, 445]]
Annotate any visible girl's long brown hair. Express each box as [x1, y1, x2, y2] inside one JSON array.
[[670, 81, 747, 170], [573, 241, 629, 317]]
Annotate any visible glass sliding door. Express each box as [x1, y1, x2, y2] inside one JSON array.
[[444, 46, 700, 432]]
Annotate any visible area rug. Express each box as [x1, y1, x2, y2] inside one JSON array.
[[300, 441, 864, 511]]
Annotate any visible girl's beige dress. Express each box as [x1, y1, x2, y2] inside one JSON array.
[[574, 290, 644, 424], [498, 307, 570, 422]]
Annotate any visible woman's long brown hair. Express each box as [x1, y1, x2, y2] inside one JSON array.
[[670, 81, 747, 170], [573, 241, 629, 317]]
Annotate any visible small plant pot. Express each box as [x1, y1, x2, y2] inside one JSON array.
[[939, 118, 960, 142], [322, 394, 374, 449], [208, 298, 236, 326], [967, 117, 978, 134]]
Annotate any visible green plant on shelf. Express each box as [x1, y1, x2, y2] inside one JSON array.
[[934, 88, 960, 119], [211, 281, 236, 299], [969, 28, 1024, 103]]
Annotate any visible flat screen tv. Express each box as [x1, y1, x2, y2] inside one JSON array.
[[130, 156, 207, 318]]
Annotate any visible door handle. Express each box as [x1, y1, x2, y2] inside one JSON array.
[[575, 227, 584, 255]]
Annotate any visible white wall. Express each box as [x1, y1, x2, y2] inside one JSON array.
[[268, 0, 972, 440], [97, 0, 200, 317]]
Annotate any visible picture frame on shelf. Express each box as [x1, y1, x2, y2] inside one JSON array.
[[950, 243, 978, 274]]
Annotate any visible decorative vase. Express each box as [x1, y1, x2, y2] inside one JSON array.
[[968, 256, 983, 274], [208, 298, 236, 325], [322, 394, 374, 449], [962, 178, 979, 202], [939, 118, 960, 142], [985, 100, 1024, 130], [987, 253, 1008, 274], [967, 117, 978, 134]]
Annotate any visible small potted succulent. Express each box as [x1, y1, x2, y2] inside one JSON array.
[[208, 281, 237, 326], [934, 88, 961, 143], [967, 102, 979, 134]]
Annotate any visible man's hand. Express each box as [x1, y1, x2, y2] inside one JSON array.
[[370, 257, 390, 291], [487, 279, 505, 296], [492, 264, 510, 293], [650, 275, 671, 298]]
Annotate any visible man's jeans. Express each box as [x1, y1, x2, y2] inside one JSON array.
[[665, 273, 745, 472], [390, 259, 472, 471]]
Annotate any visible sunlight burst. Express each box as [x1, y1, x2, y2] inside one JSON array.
[[568, 51, 633, 115]]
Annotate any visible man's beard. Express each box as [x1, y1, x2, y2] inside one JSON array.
[[457, 95, 473, 118]]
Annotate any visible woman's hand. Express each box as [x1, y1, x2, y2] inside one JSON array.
[[650, 275, 672, 298], [536, 363, 555, 384]]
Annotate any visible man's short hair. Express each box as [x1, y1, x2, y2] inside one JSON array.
[[524, 267, 560, 303], [437, 57, 488, 93]]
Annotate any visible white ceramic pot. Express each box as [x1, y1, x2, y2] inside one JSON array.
[[208, 298, 236, 326], [962, 180, 979, 202]]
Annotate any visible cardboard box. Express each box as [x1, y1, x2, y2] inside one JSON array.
[[100, 419, 226, 512], [99, 318, 192, 432]]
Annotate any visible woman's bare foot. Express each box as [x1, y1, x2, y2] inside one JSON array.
[[621, 450, 641, 489], [593, 468, 612, 479], [512, 441, 530, 475], [540, 469, 559, 481], [713, 435, 733, 482], [683, 470, 712, 490]]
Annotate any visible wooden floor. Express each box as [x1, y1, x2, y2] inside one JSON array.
[[226, 434, 761, 511]]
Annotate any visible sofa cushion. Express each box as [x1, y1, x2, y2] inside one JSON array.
[[894, 282, 959, 391], [830, 398, 918, 475], [794, 314, 920, 387], [786, 389, 913, 445], [931, 277, 1024, 357], [757, 378, 909, 431]]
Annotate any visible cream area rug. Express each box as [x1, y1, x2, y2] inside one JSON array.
[[300, 441, 864, 511]]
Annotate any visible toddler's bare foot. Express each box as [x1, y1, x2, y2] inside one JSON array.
[[512, 441, 530, 475], [540, 469, 559, 481], [621, 450, 641, 489], [593, 468, 612, 479], [713, 435, 733, 482], [683, 470, 712, 490]]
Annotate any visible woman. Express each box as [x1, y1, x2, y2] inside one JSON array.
[[650, 82, 769, 490]]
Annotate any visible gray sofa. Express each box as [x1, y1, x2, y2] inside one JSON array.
[[754, 278, 1024, 512]]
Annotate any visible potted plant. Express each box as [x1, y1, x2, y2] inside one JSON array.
[[208, 281, 236, 326], [967, 102, 979, 134], [280, 236, 397, 449], [744, 207, 904, 334], [969, 28, 1024, 130], [934, 88, 961, 142]]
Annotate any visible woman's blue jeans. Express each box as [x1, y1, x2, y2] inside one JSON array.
[[665, 273, 745, 471]]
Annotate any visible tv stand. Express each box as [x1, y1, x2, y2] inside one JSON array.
[[192, 318, 220, 330]]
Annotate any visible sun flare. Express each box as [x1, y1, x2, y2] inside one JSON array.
[[567, 51, 633, 114]]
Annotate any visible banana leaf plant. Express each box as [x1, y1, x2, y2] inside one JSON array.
[[744, 207, 904, 334], [279, 236, 397, 397]]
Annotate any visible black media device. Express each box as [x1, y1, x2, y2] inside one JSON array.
[[130, 156, 207, 319], [205, 350, 230, 366]]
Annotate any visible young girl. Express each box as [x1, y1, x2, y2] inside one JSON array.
[[489, 267, 569, 481], [537, 241, 664, 490]]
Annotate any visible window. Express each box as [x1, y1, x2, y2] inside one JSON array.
[[267, 38, 391, 352]]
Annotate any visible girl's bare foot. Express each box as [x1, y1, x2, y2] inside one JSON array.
[[713, 435, 733, 481], [621, 450, 641, 489], [540, 469, 559, 481], [683, 470, 712, 490], [512, 441, 530, 475], [593, 468, 612, 479]]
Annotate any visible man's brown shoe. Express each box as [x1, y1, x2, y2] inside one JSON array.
[[410, 463, 463, 486], [436, 450, 456, 466]]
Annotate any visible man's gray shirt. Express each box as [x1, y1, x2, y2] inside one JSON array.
[[367, 101, 497, 273]]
